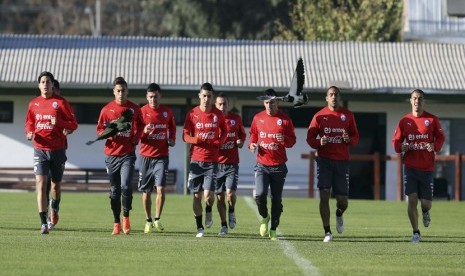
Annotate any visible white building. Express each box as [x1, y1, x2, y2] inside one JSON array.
[[1, 34, 465, 200]]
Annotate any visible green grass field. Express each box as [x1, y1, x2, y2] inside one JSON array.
[[1, 191, 464, 276]]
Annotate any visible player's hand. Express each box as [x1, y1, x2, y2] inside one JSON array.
[[342, 130, 350, 143], [26, 132, 33, 140], [426, 143, 434, 152], [236, 139, 244, 148], [63, 129, 72, 136], [249, 143, 257, 153], [276, 133, 284, 143], [51, 115, 56, 125], [168, 139, 175, 147], [320, 135, 328, 146], [144, 123, 154, 134], [401, 143, 409, 152]]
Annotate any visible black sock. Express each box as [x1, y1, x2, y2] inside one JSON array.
[[195, 215, 203, 229], [146, 218, 153, 222], [421, 209, 428, 214], [324, 225, 331, 234], [154, 217, 160, 221], [39, 212, 47, 225], [113, 212, 120, 223], [221, 221, 227, 227], [336, 209, 343, 217], [123, 210, 129, 217], [228, 208, 235, 213], [205, 205, 212, 213], [413, 230, 420, 235], [51, 198, 61, 212]]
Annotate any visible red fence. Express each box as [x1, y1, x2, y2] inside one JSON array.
[[301, 152, 462, 202]]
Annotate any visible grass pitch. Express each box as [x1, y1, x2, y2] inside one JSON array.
[[0, 191, 464, 275]]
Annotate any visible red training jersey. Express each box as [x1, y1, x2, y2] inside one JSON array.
[[25, 95, 78, 151], [307, 106, 359, 161], [139, 104, 176, 158], [249, 110, 296, 166], [183, 106, 227, 162], [97, 100, 144, 156], [218, 112, 246, 164], [392, 111, 445, 171]]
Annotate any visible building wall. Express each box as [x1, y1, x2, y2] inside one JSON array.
[[2, 94, 465, 200]]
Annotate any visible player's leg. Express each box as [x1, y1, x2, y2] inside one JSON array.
[[48, 149, 67, 229], [226, 164, 239, 229], [254, 163, 270, 237], [316, 157, 333, 242], [188, 161, 205, 237], [334, 160, 349, 234], [153, 158, 167, 232], [138, 156, 155, 233], [268, 164, 287, 240], [404, 167, 421, 243], [202, 162, 217, 229], [120, 153, 136, 235], [419, 170, 433, 228], [106, 155, 122, 235], [33, 149, 50, 234]]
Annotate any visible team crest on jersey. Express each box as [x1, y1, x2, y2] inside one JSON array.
[[213, 115, 218, 122], [424, 120, 430, 127], [163, 112, 168, 118], [129, 108, 135, 114], [340, 114, 346, 122], [230, 120, 236, 126], [52, 101, 58, 109], [277, 119, 282, 126]]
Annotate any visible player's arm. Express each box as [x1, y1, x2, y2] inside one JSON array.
[[432, 117, 445, 153], [392, 123, 407, 153], [306, 117, 322, 149], [25, 103, 35, 140], [182, 113, 198, 145], [281, 119, 296, 148], [167, 111, 176, 147]]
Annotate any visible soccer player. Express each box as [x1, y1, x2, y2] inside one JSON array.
[[248, 89, 296, 241], [306, 86, 359, 242], [138, 83, 176, 234], [214, 93, 246, 235], [392, 89, 445, 243], [97, 76, 144, 235], [25, 71, 78, 234], [45, 79, 74, 230], [183, 83, 227, 238]]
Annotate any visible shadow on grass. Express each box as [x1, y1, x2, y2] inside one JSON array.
[[3, 226, 464, 243]]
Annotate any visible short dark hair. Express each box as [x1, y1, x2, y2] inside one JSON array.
[[52, 79, 60, 89], [113, 76, 127, 88], [216, 92, 229, 101], [327, 86, 341, 95], [264, 88, 277, 97], [38, 71, 54, 83], [147, 83, 161, 93], [411, 89, 425, 97], [200, 82, 214, 92]]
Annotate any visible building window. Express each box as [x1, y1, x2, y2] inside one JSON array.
[[70, 103, 105, 124], [0, 101, 13, 123], [241, 106, 317, 128]]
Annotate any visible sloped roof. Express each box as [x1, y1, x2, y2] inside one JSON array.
[[0, 34, 464, 93]]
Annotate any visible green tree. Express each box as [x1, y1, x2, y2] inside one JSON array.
[[275, 0, 403, 42]]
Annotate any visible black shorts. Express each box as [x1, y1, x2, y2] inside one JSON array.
[[215, 163, 238, 194], [138, 156, 169, 192], [33, 148, 67, 182], [187, 161, 218, 193], [403, 167, 434, 200], [316, 156, 349, 196]]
